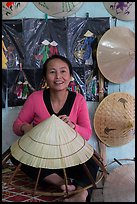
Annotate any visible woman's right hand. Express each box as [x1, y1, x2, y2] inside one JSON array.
[[21, 123, 33, 134]]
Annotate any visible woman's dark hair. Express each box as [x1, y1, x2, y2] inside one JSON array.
[[43, 55, 73, 77]]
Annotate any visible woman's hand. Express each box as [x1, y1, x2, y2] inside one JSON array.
[[58, 115, 75, 129], [21, 123, 33, 134]]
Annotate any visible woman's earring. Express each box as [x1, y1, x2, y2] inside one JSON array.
[[40, 78, 49, 89]]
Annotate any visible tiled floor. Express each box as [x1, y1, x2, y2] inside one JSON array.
[[2, 168, 56, 202], [2, 166, 105, 202], [3, 160, 134, 202]]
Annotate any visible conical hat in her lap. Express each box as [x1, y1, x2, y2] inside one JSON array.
[[11, 114, 94, 169], [93, 92, 135, 147]]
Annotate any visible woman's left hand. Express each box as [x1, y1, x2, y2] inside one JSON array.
[[58, 115, 75, 129]]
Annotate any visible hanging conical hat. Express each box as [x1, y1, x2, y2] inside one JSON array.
[[93, 92, 135, 147], [11, 114, 94, 169], [96, 26, 135, 84], [2, 2, 28, 19], [103, 2, 135, 21], [33, 2, 83, 18], [103, 163, 135, 202]]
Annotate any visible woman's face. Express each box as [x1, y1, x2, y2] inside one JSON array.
[[45, 58, 71, 91]]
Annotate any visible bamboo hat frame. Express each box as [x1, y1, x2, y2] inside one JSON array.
[[93, 92, 135, 147], [5, 114, 108, 199]]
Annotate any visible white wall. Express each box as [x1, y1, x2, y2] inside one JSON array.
[[2, 2, 135, 168]]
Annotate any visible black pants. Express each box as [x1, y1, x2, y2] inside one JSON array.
[[10, 155, 99, 201]]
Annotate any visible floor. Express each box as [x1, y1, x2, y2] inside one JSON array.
[[2, 161, 104, 202], [2, 167, 56, 202], [3, 158, 134, 202]]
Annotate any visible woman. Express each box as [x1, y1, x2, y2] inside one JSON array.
[[11, 55, 99, 202]]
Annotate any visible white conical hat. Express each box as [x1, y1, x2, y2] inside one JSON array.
[[84, 30, 94, 37], [103, 2, 135, 21], [93, 92, 135, 147], [11, 114, 94, 169], [2, 2, 28, 19], [96, 26, 135, 84], [50, 40, 58, 46], [103, 163, 135, 202], [42, 39, 50, 45]]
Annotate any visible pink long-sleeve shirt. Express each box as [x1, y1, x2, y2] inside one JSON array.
[[13, 90, 92, 140]]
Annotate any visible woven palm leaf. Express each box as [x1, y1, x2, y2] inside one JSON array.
[[33, 2, 83, 18], [93, 92, 135, 147], [103, 163, 135, 202], [103, 2, 135, 21], [11, 114, 94, 169], [96, 26, 135, 83], [2, 2, 28, 19]]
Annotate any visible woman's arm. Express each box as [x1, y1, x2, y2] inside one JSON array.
[[13, 93, 35, 136], [70, 94, 92, 141]]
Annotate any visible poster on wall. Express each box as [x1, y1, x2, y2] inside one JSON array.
[[7, 68, 36, 107], [67, 17, 110, 101], [2, 19, 24, 69], [2, 17, 110, 107], [23, 18, 67, 69]]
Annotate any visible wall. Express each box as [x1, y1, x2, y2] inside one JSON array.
[[2, 2, 135, 168]]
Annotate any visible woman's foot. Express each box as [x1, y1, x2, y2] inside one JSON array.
[[63, 189, 88, 202], [60, 184, 76, 192], [43, 173, 76, 192]]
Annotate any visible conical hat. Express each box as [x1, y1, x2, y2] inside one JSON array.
[[50, 41, 58, 46], [96, 26, 135, 83], [93, 92, 135, 147], [11, 114, 94, 169], [103, 2, 135, 21], [33, 2, 83, 18], [2, 2, 28, 19], [103, 163, 135, 202], [42, 40, 50, 45], [84, 30, 94, 37]]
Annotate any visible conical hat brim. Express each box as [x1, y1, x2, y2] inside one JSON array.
[[11, 114, 94, 169], [96, 26, 135, 83], [103, 2, 135, 21], [93, 92, 135, 147], [103, 163, 135, 202], [2, 2, 28, 19], [33, 2, 83, 18]]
